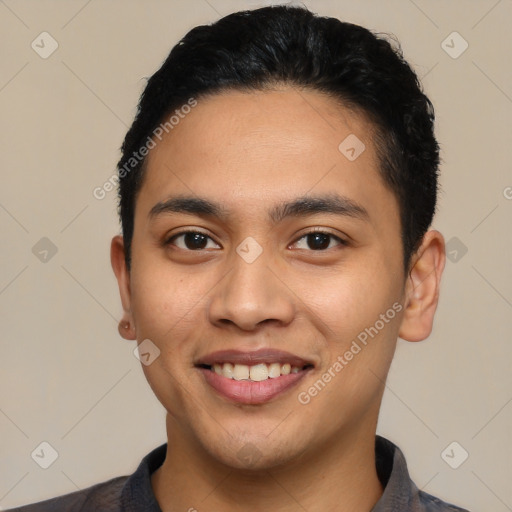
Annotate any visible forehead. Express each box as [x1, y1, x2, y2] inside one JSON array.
[[136, 87, 398, 230]]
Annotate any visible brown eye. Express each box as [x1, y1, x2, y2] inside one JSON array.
[[166, 231, 220, 251], [306, 232, 330, 250], [292, 230, 347, 251]]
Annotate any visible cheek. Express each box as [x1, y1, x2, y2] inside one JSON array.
[[129, 266, 206, 416], [302, 261, 400, 340], [303, 258, 403, 398], [129, 261, 204, 353], [296, 271, 400, 425]]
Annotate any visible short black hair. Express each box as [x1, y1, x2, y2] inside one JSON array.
[[116, 5, 439, 275]]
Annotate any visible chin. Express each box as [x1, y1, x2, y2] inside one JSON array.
[[198, 424, 306, 471], [214, 443, 299, 472]]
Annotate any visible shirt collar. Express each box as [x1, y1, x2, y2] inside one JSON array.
[[119, 435, 458, 512], [120, 442, 166, 511], [372, 435, 422, 511]]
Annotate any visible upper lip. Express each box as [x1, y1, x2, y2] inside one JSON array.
[[195, 349, 314, 368]]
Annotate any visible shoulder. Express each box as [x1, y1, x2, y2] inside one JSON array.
[[6, 442, 167, 512], [417, 489, 471, 512], [5, 475, 128, 512], [374, 436, 472, 512]]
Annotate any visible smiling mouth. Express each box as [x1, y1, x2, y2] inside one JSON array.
[[197, 362, 314, 382], [195, 348, 315, 404], [196, 361, 314, 405]]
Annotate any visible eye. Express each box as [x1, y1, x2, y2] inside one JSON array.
[[164, 229, 347, 252], [291, 229, 347, 251], [165, 230, 220, 251]]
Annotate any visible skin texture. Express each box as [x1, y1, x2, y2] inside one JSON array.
[[111, 87, 446, 512]]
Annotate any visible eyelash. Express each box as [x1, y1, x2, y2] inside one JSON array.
[[164, 228, 348, 252]]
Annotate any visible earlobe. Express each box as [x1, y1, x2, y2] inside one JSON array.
[[118, 320, 136, 340], [111, 235, 136, 340], [398, 230, 446, 342]]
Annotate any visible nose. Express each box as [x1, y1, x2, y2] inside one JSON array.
[[207, 248, 295, 332]]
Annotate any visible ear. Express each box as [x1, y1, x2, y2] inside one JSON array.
[[111, 235, 136, 340], [398, 230, 446, 342]]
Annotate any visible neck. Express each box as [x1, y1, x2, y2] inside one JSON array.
[[151, 413, 383, 512]]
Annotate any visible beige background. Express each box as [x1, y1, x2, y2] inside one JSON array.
[[1, 0, 511, 510]]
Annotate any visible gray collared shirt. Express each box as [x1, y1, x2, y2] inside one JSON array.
[[7, 436, 471, 511], [371, 436, 470, 512]]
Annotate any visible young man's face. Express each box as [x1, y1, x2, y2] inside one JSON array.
[[112, 87, 440, 469]]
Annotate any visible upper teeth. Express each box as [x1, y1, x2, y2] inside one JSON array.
[[212, 362, 302, 381]]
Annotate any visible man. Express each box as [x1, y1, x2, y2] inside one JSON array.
[[10, 5, 470, 511]]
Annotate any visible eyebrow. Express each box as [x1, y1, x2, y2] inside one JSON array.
[[148, 193, 370, 224]]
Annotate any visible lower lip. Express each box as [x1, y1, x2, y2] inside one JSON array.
[[198, 367, 311, 405]]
